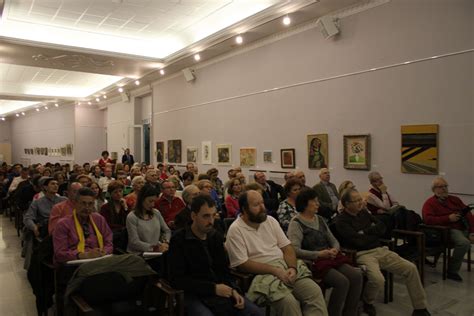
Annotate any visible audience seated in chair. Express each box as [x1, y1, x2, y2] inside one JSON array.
[[254, 171, 286, 215], [155, 180, 185, 229], [225, 190, 328, 316], [337, 181, 356, 213], [277, 178, 301, 232], [52, 187, 113, 265], [335, 189, 430, 316], [174, 184, 200, 230], [287, 188, 363, 316], [168, 194, 264, 316], [225, 178, 242, 218], [422, 177, 474, 282], [312, 168, 339, 221], [98, 167, 114, 193], [48, 182, 82, 235], [124, 175, 145, 211], [366, 172, 401, 215]]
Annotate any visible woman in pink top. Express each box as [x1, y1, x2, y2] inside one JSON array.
[[225, 178, 242, 218]]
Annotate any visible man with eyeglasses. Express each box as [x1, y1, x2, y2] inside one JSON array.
[[53, 187, 113, 264], [336, 189, 430, 316], [155, 180, 185, 229], [422, 177, 474, 281]]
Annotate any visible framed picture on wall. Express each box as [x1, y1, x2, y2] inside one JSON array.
[[201, 141, 212, 164], [240, 147, 257, 167], [217, 144, 232, 165], [401, 124, 438, 174], [167, 140, 182, 163], [343, 134, 371, 170], [156, 141, 164, 163], [280, 148, 295, 169], [307, 134, 328, 169], [187, 147, 198, 163], [263, 150, 273, 163]]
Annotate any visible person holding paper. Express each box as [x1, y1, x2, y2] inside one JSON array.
[[53, 187, 113, 265]]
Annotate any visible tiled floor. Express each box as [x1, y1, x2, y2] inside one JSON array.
[[0, 214, 472, 316]]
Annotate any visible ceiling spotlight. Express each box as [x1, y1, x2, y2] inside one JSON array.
[[1, 117, 5, 121], [283, 16, 291, 26], [77, 102, 82, 106], [88, 101, 92, 105], [118, 87, 124, 93], [135, 80, 140, 86], [103, 95, 107, 99], [160, 69, 165, 75], [44, 106, 48, 110], [96, 98, 100, 102], [21, 112, 25, 116], [16, 113, 20, 117], [36, 108, 40, 112], [55, 103, 59, 107], [235, 35, 243, 44], [194, 53, 201, 61]]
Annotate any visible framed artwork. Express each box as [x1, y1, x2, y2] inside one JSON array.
[[263, 150, 273, 163], [187, 147, 198, 163], [280, 148, 295, 169], [217, 144, 232, 165], [60, 147, 67, 156], [307, 134, 328, 169], [201, 141, 212, 164], [240, 147, 257, 167], [343, 134, 371, 170], [401, 124, 438, 174], [66, 144, 73, 156], [167, 139, 182, 163], [156, 141, 164, 163]]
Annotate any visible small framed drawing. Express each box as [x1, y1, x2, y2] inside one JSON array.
[[280, 149, 295, 169], [156, 142, 164, 163], [307, 134, 328, 169], [343, 134, 371, 170], [201, 141, 212, 164], [240, 147, 256, 167], [263, 150, 272, 163], [187, 147, 198, 163], [216, 144, 232, 165]]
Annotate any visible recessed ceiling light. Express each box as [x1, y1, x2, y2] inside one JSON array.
[[88, 101, 92, 105], [194, 53, 201, 61], [1, 117, 5, 121], [44, 106, 48, 110], [404, 61, 411, 64], [55, 103, 59, 107], [283, 16, 291, 26], [135, 80, 140, 86], [36, 108, 40, 112], [160, 69, 165, 75], [103, 95, 107, 99], [77, 102, 82, 106], [118, 87, 124, 93], [96, 98, 100, 102], [21, 112, 25, 116], [235, 35, 243, 44], [16, 113, 20, 117]]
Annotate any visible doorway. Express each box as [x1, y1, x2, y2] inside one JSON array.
[[143, 123, 150, 165]]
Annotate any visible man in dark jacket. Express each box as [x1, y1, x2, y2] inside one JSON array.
[[254, 172, 285, 216], [335, 189, 430, 316], [168, 194, 263, 316], [312, 168, 339, 220]]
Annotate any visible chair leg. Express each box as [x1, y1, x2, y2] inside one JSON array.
[[383, 270, 389, 304], [442, 248, 448, 280], [468, 246, 471, 272]]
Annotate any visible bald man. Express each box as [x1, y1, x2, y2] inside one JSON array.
[[422, 177, 474, 281], [312, 168, 339, 220]]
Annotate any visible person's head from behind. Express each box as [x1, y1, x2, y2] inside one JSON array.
[[319, 168, 330, 182], [239, 190, 267, 224], [67, 182, 83, 202], [135, 184, 159, 217], [284, 178, 302, 200], [77, 175, 92, 187], [338, 180, 355, 196], [197, 180, 213, 196], [295, 188, 320, 215], [245, 182, 264, 195], [254, 172, 266, 186], [107, 180, 124, 202], [101, 150, 109, 159], [182, 171, 194, 187], [431, 177, 449, 199], [182, 184, 200, 206], [227, 178, 242, 196], [341, 189, 364, 215], [191, 194, 216, 236], [76, 187, 96, 220]]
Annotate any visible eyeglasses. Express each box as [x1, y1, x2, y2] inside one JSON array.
[[349, 198, 363, 203], [434, 185, 448, 189]]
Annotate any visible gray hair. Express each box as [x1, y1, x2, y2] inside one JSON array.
[[182, 184, 199, 205], [368, 171, 381, 184], [131, 176, 145, 187], [431, 177, 447, 191]]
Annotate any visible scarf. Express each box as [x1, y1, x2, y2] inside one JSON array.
[[73, 209, 104, 253]]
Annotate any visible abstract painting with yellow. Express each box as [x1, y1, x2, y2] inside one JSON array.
[[401, 124, 438, 174]]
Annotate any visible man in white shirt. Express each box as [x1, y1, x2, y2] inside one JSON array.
[[8, 167, 29, 193], [225, 190, 328, 316], [98, 167, 114, 192]]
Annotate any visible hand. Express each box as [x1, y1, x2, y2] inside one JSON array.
[[379, 184, 387, 193], [286, 268, 297, 284], [79, 248, 104, 259], [33, 225, 40, 237], [153, 243, 169, 253], [273, 267, 291, 284], [232, 291, 245, 309], [215, 284, 233, 298], [449, 213, 461, 222], [318, 249, 332, 259], [329, 248, 338, 259], [120, 198, 128, 211]]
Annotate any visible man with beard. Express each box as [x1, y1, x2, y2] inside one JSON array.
[[168, 194, 263, 316], [225, 190, 328, 316]]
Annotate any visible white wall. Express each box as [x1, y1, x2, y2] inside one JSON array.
[[0, 120, 11, 143], [11, 106, 75, 164], [151, 0, 474, 209], [106, 99, 134, 158], [74, 107, 106, 164], [0, 120, 12, 164]]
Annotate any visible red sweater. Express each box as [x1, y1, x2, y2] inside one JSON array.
[[225, 195, 240, 218], [422, 195, 473, 232], [155, 195, 185, 225]]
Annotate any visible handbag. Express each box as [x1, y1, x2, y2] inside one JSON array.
[[311, 252, 352, 279]]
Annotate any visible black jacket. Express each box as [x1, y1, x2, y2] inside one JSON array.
[[335, 209, 386, 251], [122, 154, 135, 165], [168, 226, 236, 297], [262, 180, 286, 213]]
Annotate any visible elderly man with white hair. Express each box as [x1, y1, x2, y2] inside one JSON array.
[[366, 171, 400, 215], [422, 177, 474, 282], [312, 168, 339, 220]]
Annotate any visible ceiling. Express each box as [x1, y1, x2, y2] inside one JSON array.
[[0, 0, 369, 118]]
